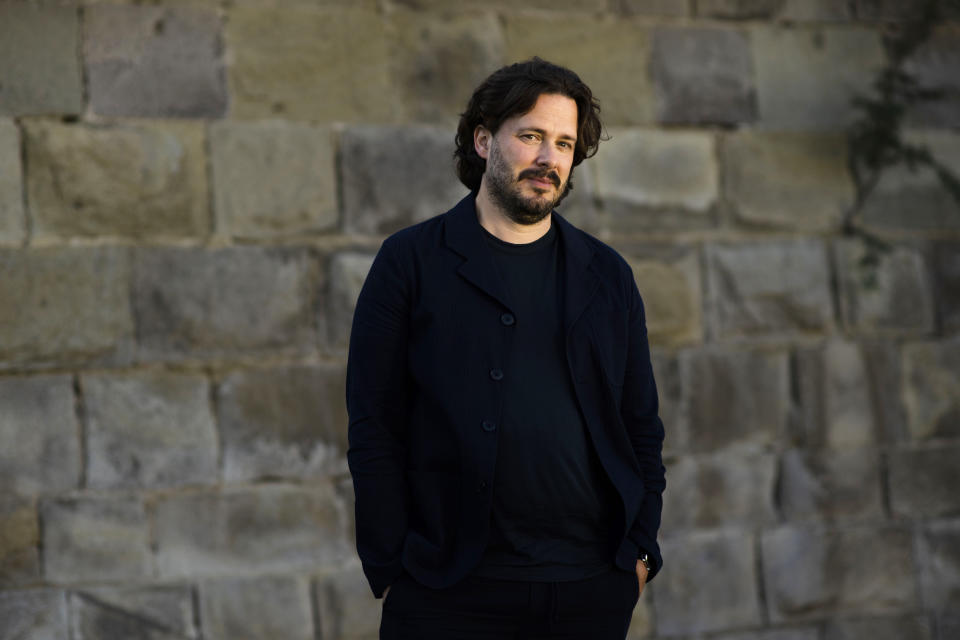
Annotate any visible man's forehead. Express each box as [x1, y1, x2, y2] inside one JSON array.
[[506, 93, 578, 135]]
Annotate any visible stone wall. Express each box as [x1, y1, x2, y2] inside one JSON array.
[[1, 1, 958, 639]]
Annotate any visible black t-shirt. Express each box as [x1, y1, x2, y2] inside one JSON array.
[[473, 222, 618, 581]]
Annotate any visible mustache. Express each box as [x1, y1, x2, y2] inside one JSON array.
[[518, 167, 561, 188]]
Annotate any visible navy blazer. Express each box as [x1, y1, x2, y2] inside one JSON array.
[[346, 194, 665, 598]]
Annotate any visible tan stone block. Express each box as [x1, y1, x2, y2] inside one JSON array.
[[902, 338, 960, 441], [0, 119, 24, 246], [0, 496, 39, 587], [0, 590, 69, 640], [70, 586, 198, 640], [201, 576, 313, 640], [622, 249, 702, 347]]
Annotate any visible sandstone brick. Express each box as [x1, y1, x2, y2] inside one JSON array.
[[0, 589, 68, 640], [69, 586, 198, 640], [84, 5, 226, 118], [314, 566, 381, 640], [723, 131, 853, 231], [200, 576, 313, 640], [651, 27, 756, 125], [0, 496, 38, 587], [23, 120, 209, 240], [341, 125, 466, 234], [211, 122, 337, 238], [0, 3, 82, 115], [618, 247, 702, 347], [41, 496, 151, 582], [0, 119, 24, 246], [619, 0, 690, 16], [762, 525, 916, 621], [752, 26, 884, 129], [890, 444, 960, 518], [696, 0, 782, 17], [919, 520, 960, 613], [326, 252, 375, 349], [778, 448, 883, 522], [933, 242, 960, 332], [778, 0, 853, 20], [902, 338, 960, 441], [226, 6, 393, 121], [0, 375, 79, 494], [904, 30, 960, 128], [0, 247, 133, 368], [823, 615, 933, 640], [707, 240, 833, 338]]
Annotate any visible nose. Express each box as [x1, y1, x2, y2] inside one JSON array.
[[535, 144, 559, 169]]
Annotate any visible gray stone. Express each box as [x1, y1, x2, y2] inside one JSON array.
[[919, 520, 960, 614], [41, 496, 151, 582], [0, 119, 24, 245], [762, 525, 916, 621], [0, 589, 68, 640], [862, 339, 908, 444], [904, 30, 960, 128], [941, 616, 960, 640], [890, 444, 960, 518], [0, 375, 79, 494], [713, 630, 819, 640], [0, 496, 38, 586], [619, 0, 690, 16], [696, 0, 782, 17], [902, 338, 960, 441], [706, 240, 833, 338], [83, 371, 218, 490], [933, 242, 960, 332], [0, 247, 133, 368], [314, 566, 382, 640], [779, 0, 853, 20], [778, 448, 883, 522], [856, 0, 935, 20], [655, 530, 761, 635], [70, 586, 198, 640], [132, 247, 318, 361], [155, 484, 350, 578], [326, 252, 375, 349], [200, 576, 313, 640], [341, 125, 466, 235], [651, 27, 756, 125], [85, 5, 226, 118], [0, 3, 83, 115], [823, 615, 933, 640]]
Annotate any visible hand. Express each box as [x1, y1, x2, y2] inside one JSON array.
[[635, 559, 648, 596]]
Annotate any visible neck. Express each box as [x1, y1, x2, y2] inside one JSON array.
[[474, 182, 552, 245]]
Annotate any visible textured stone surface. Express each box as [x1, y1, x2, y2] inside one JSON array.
[[933, 242, 960, 333], [0, 119, 24, 245], [341, 125, 466, 234], [651, 27, 756, 125], [762, 526, 916, 621], [919, 520, 960, 613], [0, 590, 69, 640], [155, 484, 349, 578], [778, 448, 883, 522], [70, 586, 198, 640], [890, 445, 960, 518], [0, 3, 83, 115], [0, 247, 133, 368], [314, 566, 381, 640], [711, 630, 819, 640], [723, 131, 853, 231], [218, 364, 348, 481], [0, 496, 38, 586], [779, 0, 853, 20], [905, 30, 960, 128], [706, 240, 833, 338], [752, 25, 884, 129], [226, 6, 393, 121], [0, 375, 79, 495], [326, 252, 376, 349], [696, 0, 782, 17], [200, 576, 313, 640], [24, 120, 209, 240], [84, 5, 226, 118], [132, 247, 318, 361], [83, 371, 218, 490], [211, 122, 337, 238], [619, 0, 690, 16], [861, 339, 908, 444], [41, 496, 151, 582], [655, 530, 761, 635], [618, 246, 702, 347], [902, 338, 960, 441], [823, 615, 933, 640]]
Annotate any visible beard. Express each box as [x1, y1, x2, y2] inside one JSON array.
[[484, 143, 573, 226]]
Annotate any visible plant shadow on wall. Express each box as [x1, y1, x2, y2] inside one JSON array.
[[845, 0, 960, 287]]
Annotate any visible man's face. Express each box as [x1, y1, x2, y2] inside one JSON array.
[[477, 93, 578, 226]]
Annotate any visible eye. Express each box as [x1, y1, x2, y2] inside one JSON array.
[[520, 133, 539, 142], [558, 140, 573, 150]]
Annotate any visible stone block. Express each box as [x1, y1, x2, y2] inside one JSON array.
[[84, 5, 226, 118], [23, 119, 209, 240], [904, 30, 960, 128], [314, 566, 381, 640], [70, 586, 198, 640], [706, 240, 833, 338], [0, 496, 38, 586], [389, 0, 607, 9], [0, 247, 133, 368], [778, 448, 883, 522], [0, 590, 68, 640], [0, 119, 24, 246], [919, 520, 960, 613], [902, 338, 960, 441], [619, 0, 690, 16], [154, 484, 349, 578], [226, 6, 393, 121], [941, 615, 960, 640], [778, 0, 854, 20], [856, 0, 936, 20], [862, 339, 908, 444], [762, 525, 916, 621], [835, 240, 935, 335], [0, 3, 83, 115], [200, 576, 313, 640], [0, 375, 79, 494], [752, 25, 884, 129], [504, 14, 654, 126], [823, 615, 933, 640], [933, 242, 960, 332], [651, 27, 756, 125], [654, 530, 761, 635], [41, 496, 151, 582], [696, 0, 782, 17], [326, 252, 375, 349], [723, 131, 853, 231], [132, 247, 318, 361], [82, 371, 218, 490], [712, 630, 819, 640], [890, 444, 960, 518], [341, 125, 466, 234], [211, 122, 337, 238]]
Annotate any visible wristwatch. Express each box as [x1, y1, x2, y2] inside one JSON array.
[[639, 553, 651, 573]]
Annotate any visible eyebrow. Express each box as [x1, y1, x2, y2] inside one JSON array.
[[518, 127, 577, 143]]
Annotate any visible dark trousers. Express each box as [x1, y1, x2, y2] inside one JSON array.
[[379, 568, 640, 640]]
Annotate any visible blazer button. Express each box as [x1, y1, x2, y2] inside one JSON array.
[[500, 313, 515, 326], [489, 369, 504, 381], [481, 420, 496, 432]]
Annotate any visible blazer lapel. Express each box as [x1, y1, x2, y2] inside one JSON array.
[[443, 193, 514, 311], [555, 213, 600, 336]]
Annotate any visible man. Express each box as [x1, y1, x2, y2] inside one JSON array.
[[347, 57, 665, 640]]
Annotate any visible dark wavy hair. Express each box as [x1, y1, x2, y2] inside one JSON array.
[[454, 57, 603, 192]]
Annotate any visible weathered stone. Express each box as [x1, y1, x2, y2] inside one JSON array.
[[41, 496, 151, 582], [752, 25, 884, 129], [218, 364, 348, 482], [919, 520, 960, 613], [835, 240, 935, 335], [154, 484, 349, 578], [941, 615, 960, 640], [504, 15, 654, 125], [23, 120, 209, 240], [723, 131, 853, 231], [226, 6, 393, 121], [84, 5, 226, 118], [707, 240, 833, 338], [856, 0, 935, 20], [778, 448, 883, 522], [211, 122, 337, 238], [904, 30, 960, 128], [0, 496, 38, 586], [326, 252, 375, 349], [902, 338, 960, 441], [341, 125, 466, 234], [314, 565, 381, 640], [779, 0, 853, 20], [83, 371, 218, 490], [861, 339, 908, 443], [389, 0, 607, 9], [0, 590, 69, 640], [0, 3, 83, 115], [712, 630, 819, 640], [890, 444, 960, 518], [696, 0, 782, 18], [651, 27, 756, 125], [132, 247, 318, 361], [823, 615, 933, 640], [933, 242, 960, 333], [0, 247, 133, 368], [762, 525, 916, 621], [655, 530, 761, 635], [70, 586, 198, 640], [0, 375, 79, 494], [0, 119, 24, 246], [200, 576, 313, 640], [619, 0, 690, 16]]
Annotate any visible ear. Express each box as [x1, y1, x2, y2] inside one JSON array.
[[474, 125, 491, 160]]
